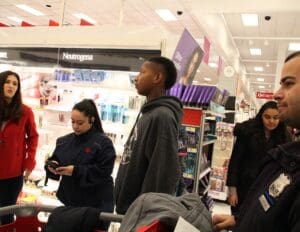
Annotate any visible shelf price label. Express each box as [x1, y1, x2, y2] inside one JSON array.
[[186, 127, 196, 132], [187, 148, 197, 153], [183, 173, 194, 179]]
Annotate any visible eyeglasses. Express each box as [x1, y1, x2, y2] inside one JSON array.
[[263, 114, 280, 121]]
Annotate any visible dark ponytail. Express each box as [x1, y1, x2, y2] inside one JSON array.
[[72, 99, 104, 133]]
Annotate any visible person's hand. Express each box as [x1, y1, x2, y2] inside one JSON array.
[[47, 160, 60, 175], [212, 214, 235, 231], [228, 187, 238, 206], [56, 165, 74, 176], [24, 169, 32, 181]]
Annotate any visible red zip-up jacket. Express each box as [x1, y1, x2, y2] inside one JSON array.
[[0, 104, 38, 179]]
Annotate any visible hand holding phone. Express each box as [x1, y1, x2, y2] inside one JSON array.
[[46, 160, 60, 169]]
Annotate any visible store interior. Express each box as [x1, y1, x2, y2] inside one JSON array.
[[0, 0, 299, 229]]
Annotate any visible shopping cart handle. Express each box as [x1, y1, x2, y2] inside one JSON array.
[[0, 204, 55, 217], [99, 212, 123, 223]]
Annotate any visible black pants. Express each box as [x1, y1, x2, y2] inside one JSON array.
[[0, 176, 23, 225]]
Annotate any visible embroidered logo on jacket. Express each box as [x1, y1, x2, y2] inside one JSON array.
[[85, 147, 91, 153]]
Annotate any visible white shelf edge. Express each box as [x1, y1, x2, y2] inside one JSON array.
[[199, 167, 211, 179], [203, 185, 210, 195], [203, 139, 217, 146]]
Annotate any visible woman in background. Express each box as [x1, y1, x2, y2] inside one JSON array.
[[0, 70, 38, 225], [46, 99, 116, 230], [227, 100, 291, 216]]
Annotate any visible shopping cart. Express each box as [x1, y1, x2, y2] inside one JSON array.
[[0, 204, 169, 232], [0, 204, 123, 232]]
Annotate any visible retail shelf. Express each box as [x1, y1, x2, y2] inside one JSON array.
[[199, 167, 211, 180], [182, 123, 201, 128], [203, 139, 217, 146], [42, 104, 72, 112], [48, 80, 137, 92]]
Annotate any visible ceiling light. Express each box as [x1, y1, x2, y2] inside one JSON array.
[[7, 16, 22, 23], [266, 62, 270, 67], [204, 77, 211, 82], [254, 66, 263, 72], [250, 48, 261, 56], [73, 13, 96, 24], [208, 62, 218, 68], [16, 4, 44, 16], [155, 9, 177, 21], [256, 77, 264, 82], [288, 42, 300, 51], [241, 14, 258, 26], [258, 85, 265, 89]]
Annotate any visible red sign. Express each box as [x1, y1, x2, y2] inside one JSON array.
[[256, 92, 274, 99]]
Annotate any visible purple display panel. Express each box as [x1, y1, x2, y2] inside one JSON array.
[[172, 28, 203, 85]]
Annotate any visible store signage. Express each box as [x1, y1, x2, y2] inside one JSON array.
[[256, 92, 274, 99], [62, 52, 93, 62], [172, 28, 203, 85], [0, 52, 8, 59]]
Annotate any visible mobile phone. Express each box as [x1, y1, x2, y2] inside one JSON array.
[[46, 160, 59, 169]]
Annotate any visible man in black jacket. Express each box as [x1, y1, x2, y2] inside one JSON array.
[[213, 51, 300, 232]]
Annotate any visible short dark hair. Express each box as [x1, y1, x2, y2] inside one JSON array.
[[72, 99, 104, 133], [0, 70, 23, 125], [148, 56, 177, 90], [285, 51, 300, 63]]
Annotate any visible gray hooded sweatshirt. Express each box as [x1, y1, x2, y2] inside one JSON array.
[[119, 192, 214, 232], [115, 96, 183, 214]]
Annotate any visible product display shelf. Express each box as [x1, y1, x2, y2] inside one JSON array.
[[208, 122, 235, 201], [181, 104, 224, 196]]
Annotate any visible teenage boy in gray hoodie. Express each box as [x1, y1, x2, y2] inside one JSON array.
[[115, 57, 183, 214]]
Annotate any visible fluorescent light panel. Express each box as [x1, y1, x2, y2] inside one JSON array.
[[256, 77, 264, 82], [155, 9, 177, 21], [16, 4, 44, 16], [7, 16, 22, 23], [241, 14, 258, 26], [254, 66, 263, 72], [204, 77, 211, 82], [258, 85, 265, 89], [288, 42, 300, 51], [250, 48, 261, 56], [73, 13, 96, 24]]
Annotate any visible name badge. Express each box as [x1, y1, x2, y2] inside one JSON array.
[[268, 173, 291, 198]]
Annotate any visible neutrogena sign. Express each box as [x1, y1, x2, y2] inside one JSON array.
[[62, 52, 93, 62]]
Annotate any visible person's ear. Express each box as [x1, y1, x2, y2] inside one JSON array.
[[153, 72, 163, 85]]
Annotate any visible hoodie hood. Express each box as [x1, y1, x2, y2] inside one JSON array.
[[141, 96, 183, 123]]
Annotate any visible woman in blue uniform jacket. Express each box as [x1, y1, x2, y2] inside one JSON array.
[[45, 99, 116, 230]]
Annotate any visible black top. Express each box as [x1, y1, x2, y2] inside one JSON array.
[[227, 119, 290, 206], [234, 142, 300, 232], [46, 127, 116, 212]]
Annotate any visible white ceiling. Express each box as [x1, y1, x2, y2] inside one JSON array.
[[0, 0, 300, 104]]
